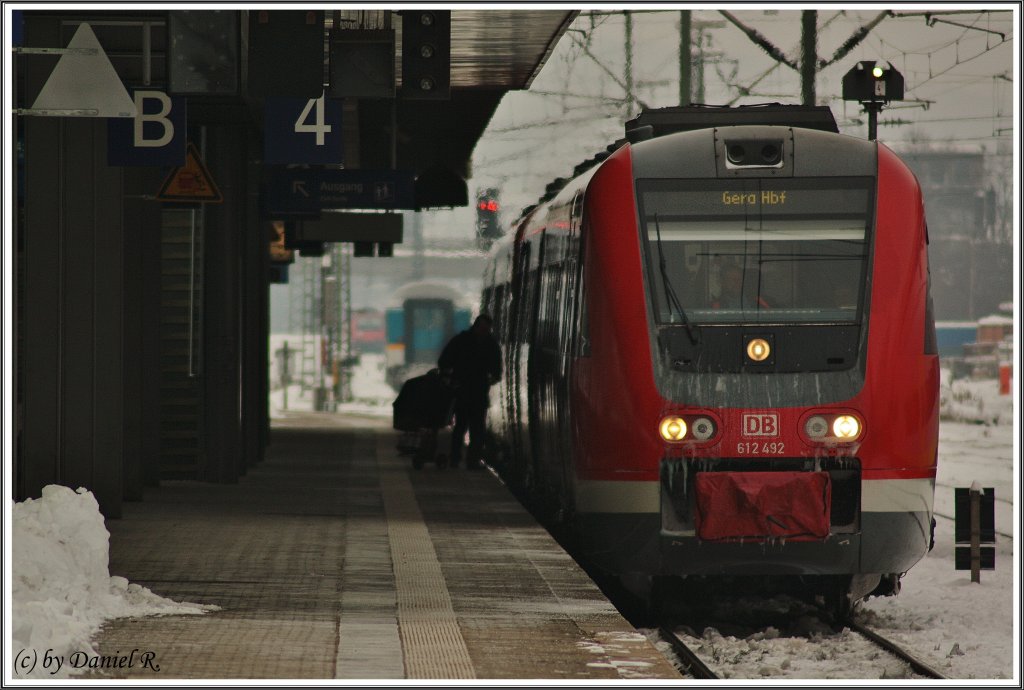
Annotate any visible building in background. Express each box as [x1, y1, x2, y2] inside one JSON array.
[[894, 146, 1012, 322]]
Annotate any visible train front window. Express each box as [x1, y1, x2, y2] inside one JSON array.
[[638, 178, 873, 325]]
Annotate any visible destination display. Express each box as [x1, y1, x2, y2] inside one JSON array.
[[640, 178, 872, 218]]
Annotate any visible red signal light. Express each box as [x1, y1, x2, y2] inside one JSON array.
[[478, 200, 499, 213], [487, 200, 498, 212]]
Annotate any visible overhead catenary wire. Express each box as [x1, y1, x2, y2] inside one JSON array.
[[474, 9, 1010, 180]]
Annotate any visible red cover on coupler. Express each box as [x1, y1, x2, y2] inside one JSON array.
[[694, 471, 832, 542]]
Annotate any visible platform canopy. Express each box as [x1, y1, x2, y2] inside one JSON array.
[[32, 9, 578, 204], [397, 10, 578, 184]]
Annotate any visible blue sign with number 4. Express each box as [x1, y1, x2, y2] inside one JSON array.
[[264, 94, 344, 165]]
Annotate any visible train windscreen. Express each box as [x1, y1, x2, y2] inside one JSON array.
[[638, 177, 873, 325]]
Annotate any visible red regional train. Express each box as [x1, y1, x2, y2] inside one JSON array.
[[480, 105, 938, 616]]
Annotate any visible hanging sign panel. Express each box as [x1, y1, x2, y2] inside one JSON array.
[[265, 168, 415, 213]]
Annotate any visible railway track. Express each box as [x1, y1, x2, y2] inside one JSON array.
[[655, 626, 719, 679], [655, 615, 949, 680], [843, 618, 947, 679]]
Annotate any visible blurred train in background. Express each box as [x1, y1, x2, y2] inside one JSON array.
[[384, 281, 472, 391], [351, 308, 386, 354]]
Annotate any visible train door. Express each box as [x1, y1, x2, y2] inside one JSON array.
[[506, 241, 532, 487], [524, 234, 546, 493], [556, 192, 586, 516]]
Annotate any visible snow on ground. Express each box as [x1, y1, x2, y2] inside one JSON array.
[[11, 486, 216, 679], [269, 352, 396, 419]]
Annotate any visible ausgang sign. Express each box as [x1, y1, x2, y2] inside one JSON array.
[[265, 168, 415, 214]]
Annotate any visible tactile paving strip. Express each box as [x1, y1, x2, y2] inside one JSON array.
[[380, 465, 476, 679]]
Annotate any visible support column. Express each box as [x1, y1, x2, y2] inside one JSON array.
[[679, 11, 691, 106], [20, 14, 126, 516], [124, 167, 165, 495], [202, 124, 246, 483], [801, 10, 818, 106]]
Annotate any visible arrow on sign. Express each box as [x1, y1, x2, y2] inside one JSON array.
[[293, 180, 310, 197]]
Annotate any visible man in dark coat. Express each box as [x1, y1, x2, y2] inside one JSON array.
[[438, 313, 502, 469]]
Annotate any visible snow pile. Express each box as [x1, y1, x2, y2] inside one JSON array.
[[12, 485, 215, 678], [939, 369, 1014, 425], [338, 353, 397, 418]]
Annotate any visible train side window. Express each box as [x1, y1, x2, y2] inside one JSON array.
[[512, 242, 532, 345], [526, 235, 546, 345], [492, 284, 506, 342], [538, 262, 558, 350], [559, 255, 576, 355], [482, 286, 493, 318]]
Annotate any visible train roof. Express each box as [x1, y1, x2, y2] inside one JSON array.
[[624, 103, 839, 139], [515, 104, 841, 223], [387, 281, 471, 309]]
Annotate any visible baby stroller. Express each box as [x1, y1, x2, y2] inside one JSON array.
[[392, 368, 456, 469]]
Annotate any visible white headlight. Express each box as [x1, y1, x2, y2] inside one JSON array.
[[805, 415, 829, 439], [659, 416, 687, 442], [691, 417, 715, 440], [833, 415, 861, 440]]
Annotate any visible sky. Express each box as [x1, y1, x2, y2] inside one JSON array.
[[10, 355, 1018, 681]]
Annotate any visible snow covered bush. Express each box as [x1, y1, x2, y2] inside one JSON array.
[[939, 369, 1013, 426]]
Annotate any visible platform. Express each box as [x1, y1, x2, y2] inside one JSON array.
[[90, 412, 680, 680]]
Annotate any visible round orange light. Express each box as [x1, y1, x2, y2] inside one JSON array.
[[747, 338, 771, 362]]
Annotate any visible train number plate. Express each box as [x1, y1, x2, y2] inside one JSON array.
[[736, 441, 786, 455]]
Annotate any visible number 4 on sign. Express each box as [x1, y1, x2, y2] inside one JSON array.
[[295, 95, 331, 146]]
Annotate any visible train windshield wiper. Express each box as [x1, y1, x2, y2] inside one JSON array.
[[653, 213, 699, 345]]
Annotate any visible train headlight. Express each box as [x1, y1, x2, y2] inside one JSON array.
[[659, 416, 687, 442], [805, 415, 829, 439], [832, 415, 861, 440], [691, 417, 715, 441], [746, 338, 771, 362]]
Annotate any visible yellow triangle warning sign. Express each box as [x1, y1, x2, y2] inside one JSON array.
[[157, 143, 222, 203]]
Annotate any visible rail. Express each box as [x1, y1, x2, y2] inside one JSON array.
[[656, 626, 718, 680]]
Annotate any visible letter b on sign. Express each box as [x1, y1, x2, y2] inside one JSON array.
[[742, 413, 778, 437], [108, 90, 186, 166], [134, 91, 173, 147]]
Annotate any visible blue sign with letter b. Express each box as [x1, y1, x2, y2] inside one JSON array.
[[108, 90, 186, 166]]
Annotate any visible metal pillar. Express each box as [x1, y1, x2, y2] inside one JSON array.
[[299, 258, 321, 393], [338, 242, 353, 403], [679, 11, 691, 106]]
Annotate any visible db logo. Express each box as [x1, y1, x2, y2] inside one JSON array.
[[742, 413, 779, 437]]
